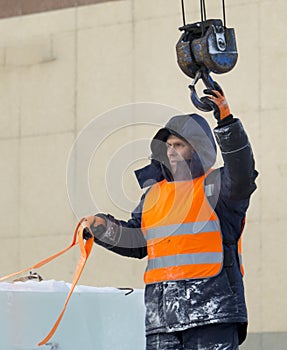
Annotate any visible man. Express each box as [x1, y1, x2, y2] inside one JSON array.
[[82, 86, 258, 349]]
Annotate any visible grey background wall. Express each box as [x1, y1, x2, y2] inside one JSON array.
[[0, 0, 286, 348]]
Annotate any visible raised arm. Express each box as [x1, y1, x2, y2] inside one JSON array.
[[203, 86, 258, 200]]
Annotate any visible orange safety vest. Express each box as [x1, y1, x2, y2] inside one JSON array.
[[238, 220, 245, 276], [142, 174, 224, 284]]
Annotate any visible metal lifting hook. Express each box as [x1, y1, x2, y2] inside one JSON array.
[[177, 0, 237, 111], [188, 69, 222, 112]]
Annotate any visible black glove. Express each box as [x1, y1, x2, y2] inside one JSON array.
[[82, 215, 107, 240], [201, 83, 232, 123]]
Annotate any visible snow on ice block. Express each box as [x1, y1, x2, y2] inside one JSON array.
[[0, 280, 145, 350]]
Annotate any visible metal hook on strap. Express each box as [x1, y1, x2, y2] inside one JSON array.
[[188, 69, 222, 112]]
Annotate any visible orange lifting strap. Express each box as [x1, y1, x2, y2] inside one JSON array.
[[0, 218, 94, 346]]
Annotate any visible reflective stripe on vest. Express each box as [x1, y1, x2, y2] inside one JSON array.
[[146, 221, 220, 241], [142, 175, 223, 284], [148, 252, 223, 270]]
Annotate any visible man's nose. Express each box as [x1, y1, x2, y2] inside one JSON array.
[[167, 146, 176, 155]]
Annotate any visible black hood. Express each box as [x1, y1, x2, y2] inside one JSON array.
[[135, 114, 217, 188]]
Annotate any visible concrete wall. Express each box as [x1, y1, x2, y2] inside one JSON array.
[[0, 0, 286, 348]]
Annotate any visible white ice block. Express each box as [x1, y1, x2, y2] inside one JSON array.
[[0, 280, 145, 350]]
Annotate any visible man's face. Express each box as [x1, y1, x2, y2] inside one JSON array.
[[166, 135, 193, 172]]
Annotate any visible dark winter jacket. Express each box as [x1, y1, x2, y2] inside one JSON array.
[[94, 114, 258, 345]]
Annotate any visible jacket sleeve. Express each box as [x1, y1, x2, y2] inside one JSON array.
[[92, 192, 148, 259], [213, 118, 258, 200]]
